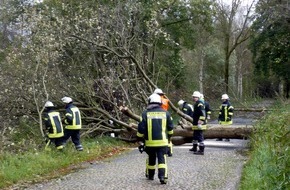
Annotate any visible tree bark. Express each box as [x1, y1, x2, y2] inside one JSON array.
[[172, 125, 252, 145], [119, 106, 253, 144]]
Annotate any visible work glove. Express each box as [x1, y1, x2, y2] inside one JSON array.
[[138, 144, 145, 154], [226, 117, 232, 122], [198, 120, 203, 129], [197, 124, 202, 129]]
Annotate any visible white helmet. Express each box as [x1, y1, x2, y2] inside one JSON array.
[[148, 93, 161, 104], [192, 91, 201, 98], [154, 88, 164, 95], [44, 101, 54, 108], [221, 94, 229, 100], [200, 94, 204, 99], [61, 97, 73, 103], [178, 100, 185, 107]]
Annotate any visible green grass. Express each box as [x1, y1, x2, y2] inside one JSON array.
[[239, 102, 290, 190], [0, 137, 130, 189]]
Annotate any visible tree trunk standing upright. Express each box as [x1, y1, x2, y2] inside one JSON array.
[[214, 0, 255, 94], [236, 45, 252, 99], [224, 51, 230, 93], [198, 49, 205, 93]]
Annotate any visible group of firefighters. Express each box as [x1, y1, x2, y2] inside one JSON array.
[[137, 88, 234, 184], [43, 90, 233, 185], [43, 97, 83, 151]]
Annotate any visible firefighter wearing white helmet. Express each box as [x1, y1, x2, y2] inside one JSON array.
[[192, 91, 201, 98], [154, 88, 169, 111], [45, 101, 54, 108], [221, 94, 229, 100], [43, 101, 64, 150], [178, 100, 193, 117], [217, 94, 234, 141], [190, 91, 206, 155], [137, 93, 174, 184], [61, 96, 83, 151], [61, 96, 73, 104], [154, 88, 164, 95], [149, 93, 162, 104]]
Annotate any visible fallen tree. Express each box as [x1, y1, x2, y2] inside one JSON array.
[[172, 124, 253, 145], [118, 106, 253, 145]]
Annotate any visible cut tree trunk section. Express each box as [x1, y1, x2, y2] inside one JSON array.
[[172, 124, 253, 145], [119, 106, 254, 145]]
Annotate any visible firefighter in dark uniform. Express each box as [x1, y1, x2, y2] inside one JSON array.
[[43, 101, 64, 150], [177, 99, 193, 129], [190, 91, 207, 155], [177, 99, 193, 117], [61, 97, 83, 151], [137, 93, 174, 185], [217, 94, 234, 141]]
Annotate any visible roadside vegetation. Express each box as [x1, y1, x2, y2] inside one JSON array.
[[239, 101, 290, 190], [0, 137, 130, 189]]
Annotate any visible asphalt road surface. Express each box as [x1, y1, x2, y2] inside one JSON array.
[[24, 139, 249, 190]]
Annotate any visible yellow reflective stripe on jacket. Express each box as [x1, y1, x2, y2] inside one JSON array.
[[145, 140, 168, 147], [65, 107, 82, 130], [47, 112, 64, 138], [137, 132, 144, 138], [168, 130, 173, 135], [145, 112, 168, 147]]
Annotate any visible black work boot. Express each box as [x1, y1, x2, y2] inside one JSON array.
[[194, 145, 204, 155], [159, 177, 167, 184], [147, 169, 155, 180], [189, 144, 198, 152]]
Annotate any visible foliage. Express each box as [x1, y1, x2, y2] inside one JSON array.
[[0, 137, 129, 189], [239, 102, 290, 190], [153, 0, 214, 93], [250, 0, 290, 98], [0, 0, 269, 151]]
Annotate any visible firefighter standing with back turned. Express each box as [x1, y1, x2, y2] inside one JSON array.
[[137, 93, 174, 184], [43, 101, 64, 151], [61, 97, 83, 151], [153, 88, 173, 157]]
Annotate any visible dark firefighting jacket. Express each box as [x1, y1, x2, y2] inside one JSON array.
[[137, 104, 174, 147]]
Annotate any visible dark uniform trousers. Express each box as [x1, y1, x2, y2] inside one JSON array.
[[62, 129, 81, 146], [145, 147, 168, 179], [193, 130, 204, 142]]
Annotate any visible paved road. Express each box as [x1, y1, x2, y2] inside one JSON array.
[[25, 139, 248, 190]]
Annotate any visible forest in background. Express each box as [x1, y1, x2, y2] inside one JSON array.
[[0, 0, 289, 152]]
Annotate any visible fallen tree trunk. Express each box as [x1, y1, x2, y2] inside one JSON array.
[[172, 125, 253, 145], [119, 106, 254, 145]]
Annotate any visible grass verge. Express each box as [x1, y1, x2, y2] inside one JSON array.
[[239, 102, 290, 190], [0, 137, 131, 189]]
